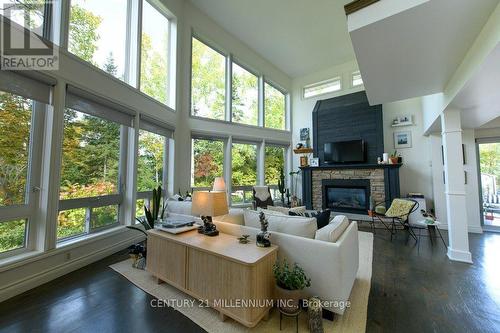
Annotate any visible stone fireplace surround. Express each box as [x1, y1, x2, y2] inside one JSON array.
[[301, 164, 402, 213]]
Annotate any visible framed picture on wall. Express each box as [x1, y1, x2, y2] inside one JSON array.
[[394, 131, 412, 149]]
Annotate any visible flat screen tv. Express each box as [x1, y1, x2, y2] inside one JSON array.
[[324, 140, 366, 164]]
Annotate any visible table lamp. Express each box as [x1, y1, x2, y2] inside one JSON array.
[[212, 177, 226, 192], [192, 191, 228, 236]]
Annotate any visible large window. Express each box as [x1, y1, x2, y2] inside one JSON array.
[[68, 0, 127, 81], [0, 91, 37, 254], [191, 37, 226, 120], [140, 0, 169, 104], [191, 138, 224, 188], [265, 145, 286, 201], [303, 77, 341, 99], [232, 63, 258, 126], [264, 82, 286, 130], [231, 143, 257, 205], [3, 0, 47, 37]]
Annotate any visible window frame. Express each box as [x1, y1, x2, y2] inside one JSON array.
[[352, 70, 363, 87], [57, 91, 133, 242], [230, 140, 259, 207], [303, 77, 342, 99], [189, 33, 290, 132], [0, 94, 46, 258], [61, 0, 176, 108]]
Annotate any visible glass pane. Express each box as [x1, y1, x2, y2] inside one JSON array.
[[0, 91, 33, 206], [91, 205, 118, 229], [352, 72, 363, 86], [0, 219, 27, 253], [2, 0, 45, 35], [137, 130, 165, 192], [264, 83, 285, 130], [303, 78, 341, 98], [232, 63, 258, 126], [57, 208, 86, 239], [479, 142, 500, 227], [231, 190, 244, 205], [60, 109, 120, 200], [265, 146, 285, 185], [68, 0, 127, 81], [192, 139, 223, 187], [232, 143, 257, 186], [191, 37, 226, 120], [141, 0, 169, 104]]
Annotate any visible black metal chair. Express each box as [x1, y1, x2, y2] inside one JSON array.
[[370, 198, 419, 242]]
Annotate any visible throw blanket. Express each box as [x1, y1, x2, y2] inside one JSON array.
[[253, 186, 271, 201]]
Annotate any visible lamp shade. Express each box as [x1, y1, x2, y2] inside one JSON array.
[[191, 191, 229, 217], [212, 177, 226, 191]]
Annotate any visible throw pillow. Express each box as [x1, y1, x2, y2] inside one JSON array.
[[290, 209, 330, 229], [314, 215, 349, 242], [266, 206, 290, 215], [243, 209, 317, 239]]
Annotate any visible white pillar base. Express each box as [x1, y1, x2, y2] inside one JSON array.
[[447, 247, 473, 264]]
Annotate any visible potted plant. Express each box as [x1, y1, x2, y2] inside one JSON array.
[[390, 150, 400, 164], [273, 259, 311, 313], [126, 185, 167, 261]]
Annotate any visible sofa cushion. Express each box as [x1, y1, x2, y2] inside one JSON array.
[[290, 209, 331, 229], [214, 208, 245, 225], [257, 207, 287, 216], [267, 205, 306, 215], [243, 209, 317, 239], [315, 215, 349, 242]]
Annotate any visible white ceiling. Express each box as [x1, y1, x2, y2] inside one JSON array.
[[188, 0, 355, 78], [349, 0, 499, 105], [451, 44, 500, 129]]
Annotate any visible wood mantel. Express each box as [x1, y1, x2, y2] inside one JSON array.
[[344, 0, 380, 15]]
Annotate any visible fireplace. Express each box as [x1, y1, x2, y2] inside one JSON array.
[[322, 179, 370, 214]]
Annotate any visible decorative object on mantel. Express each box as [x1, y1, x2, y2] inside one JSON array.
[[294, 147, 314, 167], [256, 212, 271, 247], [300, 127, 311, 148], [394, 131, 412, 149], [389, 151, 401, 164], [391, 115, 413, 127], [308, 296, 324, 333], [310, 157, 319, 167], [237, 234, 250, 244]]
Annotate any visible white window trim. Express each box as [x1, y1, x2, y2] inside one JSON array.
[[351, 70, 364, 87], [303, 77, 342, 99]]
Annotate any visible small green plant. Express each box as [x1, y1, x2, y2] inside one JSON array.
[[273, 259, 311, 290], [127, 185, 167, 236], [277, 167, 286, 205]]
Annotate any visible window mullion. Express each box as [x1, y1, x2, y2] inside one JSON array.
[[225, 54, 232, 122], [225, 136, 232, 205], [258, 76, 264, 127], [59, 0, 70, 49]]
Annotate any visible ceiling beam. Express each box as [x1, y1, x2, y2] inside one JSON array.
[[344, 0, 380, 15]]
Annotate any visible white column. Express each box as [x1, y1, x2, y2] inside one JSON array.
[[258, 140, 266, 185], [441, 109, 472, 263]]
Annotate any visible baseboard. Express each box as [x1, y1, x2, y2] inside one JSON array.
[[0, 233, 144, 303], [447, 247, 473, 264], [436, 225, 483, 234]]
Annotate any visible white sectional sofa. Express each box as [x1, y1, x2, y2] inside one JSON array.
[[166, 200, 359, 315]]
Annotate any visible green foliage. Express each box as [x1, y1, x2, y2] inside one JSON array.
[[480, 143, 500, 187], [191, 38, 225, 120], [265, 146, 285, 185], [137, 130, 165, 191], [265, 83, 286, 130], [232, 64, 258, 126], [141, 33, 168, 104], [68, 4, 101, 63], [0, 219, 26, 253], [192, 139, 223, 187], [232, 143, 257, 186], [273, 259, 311, 290]]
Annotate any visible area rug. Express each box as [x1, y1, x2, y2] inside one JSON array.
[[110, 231, 373, 333]]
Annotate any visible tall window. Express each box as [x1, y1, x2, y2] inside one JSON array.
[[231, 143, 257, 205], [232, 63, 258, 126], [191, 37, 226, 121], [265, 145, 286, 201], [68, 0, 127, 81], [3, 0, 47, 37], [140, 0, 169, 104], [191, 138, 224, 188], [136, 122, 170, 218], [0, 91, 36, 254], [264, 82, 286, 130], [58, 86, 134, 241]]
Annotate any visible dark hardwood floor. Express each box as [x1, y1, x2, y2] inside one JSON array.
[[1, 225, 499, 333]]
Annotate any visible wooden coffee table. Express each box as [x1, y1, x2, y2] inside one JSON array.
[[147, 229, 278, 328]]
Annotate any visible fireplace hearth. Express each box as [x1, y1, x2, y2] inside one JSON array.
[[322, 179, 370, 214]]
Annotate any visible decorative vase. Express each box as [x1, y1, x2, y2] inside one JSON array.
[[275, 285, 302, 313], [390, 157, 399, 164]]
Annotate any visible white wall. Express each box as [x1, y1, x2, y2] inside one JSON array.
[[383, 98, 433, 204]]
